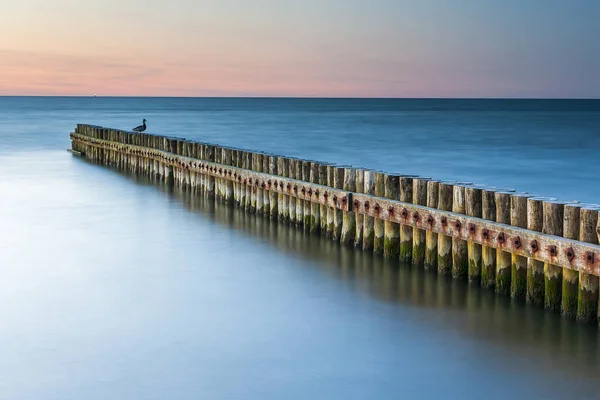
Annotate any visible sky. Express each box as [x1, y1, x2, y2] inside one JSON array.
[[0, 0, 598, 98]]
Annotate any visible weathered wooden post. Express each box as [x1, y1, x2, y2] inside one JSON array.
[[424, 180, 439, 270], [481, 188, 497, 288], [278, 157, 289, 222], [578, 205, 599, 322], [373, 171, 386, 255], [341, 166, 356, 246], [543, 200, 564, 311], [318, 163, 329, 233], [249, 152, 259, 213], [295, 159, 304, 226], [236, 150, 244, 205], [399, 176, 415, 263], [232, 148, 239, 201], [326, 164, 336, 237], [309, 161, 321, 233], [437, 181, 454, 274], [239, 150, 247, 206], [562, 203, 581, 318], [354, 169, 365, 246], [452, 184, 469, 278], [526, 197, 547, 305], [362, 170, 376, 251], [262, 153, 271, 215], [245, 151, 253, 212], [300, 160, 310, 228], [412, 178, 429, 267], [383, 173, 400, 258], [269, 155, 279, 219], [206, 145, 215, 196], [332, 165, 346, 241], [495, 191, 512, 295], [510, 193, 529, 299], [253, 153, 262, 214], [465, 185, 483, 283], [224, 148, 234, 204], [288, 158, 297, 224]]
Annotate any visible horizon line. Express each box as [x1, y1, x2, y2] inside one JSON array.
[[0, 95, 598, 100]]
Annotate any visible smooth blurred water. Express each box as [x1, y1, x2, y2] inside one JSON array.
[[0, 97, 599, 399]]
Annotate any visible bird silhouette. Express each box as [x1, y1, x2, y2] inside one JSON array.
[[133, 119, 147, 133]]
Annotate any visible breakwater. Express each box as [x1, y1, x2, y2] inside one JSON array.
[[70, 124, 600, 326]]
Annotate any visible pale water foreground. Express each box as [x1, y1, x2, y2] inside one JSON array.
[[0, 97, 599, 399]]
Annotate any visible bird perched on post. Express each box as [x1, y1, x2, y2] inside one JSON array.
[[132, 119, 147, 133]]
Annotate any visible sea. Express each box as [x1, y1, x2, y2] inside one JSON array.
[[0, 97, 599, 399]]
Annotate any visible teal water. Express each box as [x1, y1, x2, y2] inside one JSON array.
[[0, 97, 599, 399]]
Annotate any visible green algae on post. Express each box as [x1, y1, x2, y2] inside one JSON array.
[[412, 178, 429, 267], [424, 180, 439, 270], [340, 166, 357, 246], [577, 205, 599, 323], [399, 176, 415, 263], [510, 193, 529, 300], [562, 203, 581, 318], [543, 200, 564, 312], [437, 181, 454, 275], [383, 173, 400, 258], [452, 184, 469, 279]]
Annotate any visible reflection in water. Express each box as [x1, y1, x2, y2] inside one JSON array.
[[123, 169, 599, 385]]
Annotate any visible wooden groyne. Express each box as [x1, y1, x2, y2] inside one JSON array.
[[70, 124, 600, 326]]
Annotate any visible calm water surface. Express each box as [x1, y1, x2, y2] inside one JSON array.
[[0, 97, 599, 399]]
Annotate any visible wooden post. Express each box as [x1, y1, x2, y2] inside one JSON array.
[[399, 176, 415, 263], [238, 150, 247, 205], [268, 155, 279, 219], [543, 200, 564, 312], [562, 203, 581, 318], [295, 159, 304, 226], [412, 178, 429, 267], [424, 180, 439, 270], [362, 170, 376, 251], [326, 165, 336, 238], [231, 149, 238, 204], [354, 169, 365, 246], [452, 184, 469, 279], [206, 145, 215, 196], [465, 185, 483, 283], [318, 163, 329, 233], [289, 158, 300, 225], [224, 148, 234, 204], [437, 181, 454, 274], [284, 157, 294, 221], [309, 161, 321, 233], [245, 151, 253, 211], [510, 193, 529, 299], [577, 205, 599, 323], [495, 191, 512, 295], [383, 173, 400, 258], [262, 153, 270, 215], [280, 157, 289, 222], [373, 171, 386, 255], [249, 153, 258, 213], [332, 165, 346, 241], [302, 160, 312, 229], [481, 188, 497, 288], [526, 197, 548, 306], [341, 166, 356, 246], [255, 153, 264, 215]]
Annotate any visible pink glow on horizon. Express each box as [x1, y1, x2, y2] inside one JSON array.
[[1, 1, 598, 98]]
